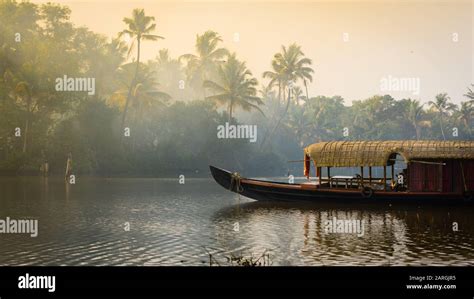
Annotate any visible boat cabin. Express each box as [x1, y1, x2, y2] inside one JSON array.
[[303, 141, 474, 195]]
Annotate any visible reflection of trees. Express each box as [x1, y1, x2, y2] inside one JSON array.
[[212, 203, 474, 266]]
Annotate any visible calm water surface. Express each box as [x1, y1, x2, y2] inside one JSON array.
[[0, 177, 473, 266]]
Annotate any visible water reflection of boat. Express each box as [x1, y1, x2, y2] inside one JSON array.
[[212, 202, 474, 266], [211, 141, 474, 203]]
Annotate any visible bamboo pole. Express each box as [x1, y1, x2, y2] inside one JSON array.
[[369, 166, 372, 185], [327, 167, 331, 187], [391, 164, 395, 188], [389, 159, 445, 166]]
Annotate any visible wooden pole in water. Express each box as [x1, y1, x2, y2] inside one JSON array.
[[65, 152, 72, 182], [360, 166, 364, 186], [383, 165, 387, 191]]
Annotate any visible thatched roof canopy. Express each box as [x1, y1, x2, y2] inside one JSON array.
[[304, 141, 474, 167]]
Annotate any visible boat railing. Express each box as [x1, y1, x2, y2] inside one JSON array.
[[321, 176, 393, 191]]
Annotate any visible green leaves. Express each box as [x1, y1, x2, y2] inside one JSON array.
[[203, 53, 263, 122], [180, 31, 229, 93]]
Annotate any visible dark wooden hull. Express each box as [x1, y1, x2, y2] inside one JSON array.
[[209, 165, 473, 204]]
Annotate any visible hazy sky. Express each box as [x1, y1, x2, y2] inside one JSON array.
[[34, 0, 473, 105]]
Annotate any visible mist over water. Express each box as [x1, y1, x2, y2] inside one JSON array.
[[0, 177, 472, 266]]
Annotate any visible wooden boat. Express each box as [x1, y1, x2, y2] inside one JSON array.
[[210, 140, 474, 203]]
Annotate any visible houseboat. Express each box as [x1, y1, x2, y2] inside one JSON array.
[[210, 140, 474, 203]]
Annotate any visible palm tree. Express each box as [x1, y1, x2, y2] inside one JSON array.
[[110, 62, 170, 149], [4, 68, 46, 154], [156, 48, 172, 65], [428, 93, 456, 140], [404, 99, 425, 140], [263, 43, 314, 102], [11, 81, 32, 153], [262, 61, 284, 103], [258, 85, 280, 126], [180, 31, 229, 96], [260, 43, 314, 147], [110, 62, 170, 114], [118, 8, 164, 128], [152, 49, 184, 96], [292, 86, 306, 105], [458, 101, 473, 137], [275, 43, 314, 99], [285, 103, 312, 147], [305, 96, 340, 142], [464, 84, 474, 101], [203, 53, 263, 123]]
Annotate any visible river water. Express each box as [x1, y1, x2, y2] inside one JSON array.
[[0, 177, 473, 266]]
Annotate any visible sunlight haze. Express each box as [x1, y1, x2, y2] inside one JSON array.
[[32, 0, 473, 104]]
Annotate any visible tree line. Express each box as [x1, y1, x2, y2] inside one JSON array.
[[0, 1, 472, 176]]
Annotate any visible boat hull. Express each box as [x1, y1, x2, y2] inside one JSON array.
[[209, 165, 473, 204]]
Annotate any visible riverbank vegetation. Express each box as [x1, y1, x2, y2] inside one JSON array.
[[0, 1, 472, 176]]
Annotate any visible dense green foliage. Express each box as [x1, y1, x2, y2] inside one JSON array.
[[0, 1, 472, 176]]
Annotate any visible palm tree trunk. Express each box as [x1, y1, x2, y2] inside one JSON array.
[[277, 80, 281, 107], [260, 87, 291, 149], [22, 118, 29, 153], [439, 113, 446, 140], [22, 96, 31, 153], [411, 118, 419, 140], [132, 97, 139, 152], [464, 119, 471, 137], [304, 79, 309, 101], [121, 38, 141, 130], [203, 73, 207, 100], [228, 102, 233, 124]]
